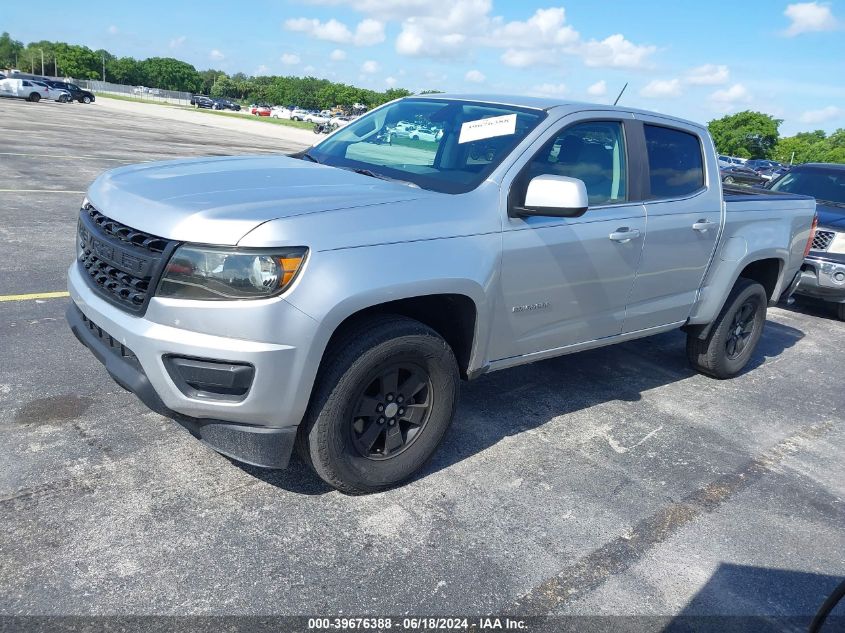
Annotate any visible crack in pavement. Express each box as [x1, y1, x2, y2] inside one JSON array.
[[510, 419, 839, 615]]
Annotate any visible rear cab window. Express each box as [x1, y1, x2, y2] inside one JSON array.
[[644, 125, 705, 199]]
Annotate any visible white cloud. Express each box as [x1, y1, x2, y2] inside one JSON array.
[[578, 34, 656, 68], [169, 36, 186, 49], [640, 79, 682, 98], [255, 64, 270, 75], [530, 82, 568, 97], [108, 25, 118, 35], [385, 76, 398, 87], [686, 64, 730, 85], [329, 49, 347, 61], [800, 105, 844, 123], [354, 19, 387, 46], [304, 1, 656, 69], [280, 53, 301, 65], [709, 83, 753, 111], [783, 2, 839, 36], [464, 69, 485, 83], [209, 49, 225, 61], [710, 83, 752, 103], [361, 60, 380, 74], [304, 65, 317, 74], [488, 7, 579, 49], [500, 49, 551, 68], [587, 80, 607, 97], [284, 17, 385, 46]]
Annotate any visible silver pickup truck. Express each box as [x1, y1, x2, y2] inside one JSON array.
[[66, 95, 817, 493]]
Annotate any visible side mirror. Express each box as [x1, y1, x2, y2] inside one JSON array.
[[512, 175, 589, 218]]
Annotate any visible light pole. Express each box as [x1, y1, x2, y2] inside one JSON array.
[[102, 54, 106, 82], [39, 48, 44, 76]]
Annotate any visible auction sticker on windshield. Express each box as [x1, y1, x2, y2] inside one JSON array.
[[458, 113, 517, 144]]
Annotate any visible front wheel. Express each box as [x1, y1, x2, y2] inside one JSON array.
[[300, 315, 459, 494], [28, 92, 40, 102], [687, 278, 768, 379], [82, 96, 92, 104]]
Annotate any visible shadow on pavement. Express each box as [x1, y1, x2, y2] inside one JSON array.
[[245, 319, 804, 495]]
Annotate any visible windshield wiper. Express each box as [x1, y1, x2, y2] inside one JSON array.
[[293, 150, 320, 164], [339, 166, 418, 188], [351, 167, 389, 180], [817, 198, 845, 208]]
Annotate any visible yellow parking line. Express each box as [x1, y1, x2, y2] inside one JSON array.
[[0, 291, 70, 302], [0, 189, 85, 194], [0, 152, 131, 162]]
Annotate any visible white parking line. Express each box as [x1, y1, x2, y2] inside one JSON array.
[[0, 152, 132, 162], [0, 189, 85, 194]]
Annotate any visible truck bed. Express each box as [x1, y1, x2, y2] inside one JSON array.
[[722, 184, 813, 204]]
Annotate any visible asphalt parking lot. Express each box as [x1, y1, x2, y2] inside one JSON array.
[[1, 98, 843, 628]]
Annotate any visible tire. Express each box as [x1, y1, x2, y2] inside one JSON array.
[[82, 96, 92, 104], [300, 315, 460, 494], [836, 303, 845, 321], [687, 278, 768, 379], [723, 176, 735, 184], [28, 92, 40, 102]]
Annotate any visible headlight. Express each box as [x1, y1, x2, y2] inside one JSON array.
[[829, 231, 845, 255], [157, 245, 308, 300]]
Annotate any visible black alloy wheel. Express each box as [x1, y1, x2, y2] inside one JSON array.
[[350, 362, 432, 460], [725, 300, 756, 359]]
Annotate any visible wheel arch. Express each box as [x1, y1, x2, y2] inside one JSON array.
[[318, 292, 482, 380], [685, 255, 785, 340]]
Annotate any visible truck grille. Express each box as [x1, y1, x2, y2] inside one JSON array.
[[811, 230, 835, 252], [77, 205, 176, 315]]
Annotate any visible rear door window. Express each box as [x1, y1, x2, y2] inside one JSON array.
[[644, 125, 705, 199]]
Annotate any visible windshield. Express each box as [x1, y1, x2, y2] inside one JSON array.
[[770, 167, 845, 204], [309, 98, 546, 194]]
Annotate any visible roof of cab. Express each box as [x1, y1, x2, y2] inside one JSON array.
[[408, 93, 708, 131]]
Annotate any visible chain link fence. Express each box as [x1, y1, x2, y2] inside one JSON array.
[[75, 80, 192, 106]]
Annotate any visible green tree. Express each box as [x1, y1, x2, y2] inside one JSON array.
[[199, 68, 224, 94], [0, 32, 24, 68], [140, 57, 201, 91], [210, 74, 237, 98], [708, 111, 782, 159], [107, 56, 143, 85]]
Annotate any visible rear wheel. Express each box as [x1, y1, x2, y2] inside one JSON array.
[[687, 278, 768, 379], [300, 315, 459, 494]]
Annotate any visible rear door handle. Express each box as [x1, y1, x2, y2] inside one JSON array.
[[609, 228, 641, 243], [692, 220, 717, 232]]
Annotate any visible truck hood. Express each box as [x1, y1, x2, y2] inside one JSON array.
[[816, 201, 845, 230], [86, 155, 427, 245]]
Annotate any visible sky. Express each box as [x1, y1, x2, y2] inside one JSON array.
[[5, 0, 845, 135]]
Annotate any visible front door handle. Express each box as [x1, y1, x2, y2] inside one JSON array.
[[692, 220, 717, 232], [609, 228, 641, 243]]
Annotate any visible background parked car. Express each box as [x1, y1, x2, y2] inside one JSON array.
[[250, 104, 271, 116], [212, 98, 240, 111], [31, 80, 71, 102], [768, 163, 845, 320], [289, 108, 310, 121], [46, 80, 95, 103], [720, 164, 766, 186], [190, 95, 216, 109], [0, 77, 47, 101], [271, 106, 293, 119]]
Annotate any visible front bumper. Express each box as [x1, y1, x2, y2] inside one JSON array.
[[67, 262, 321, 468], [795, 256, 845, 304]]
